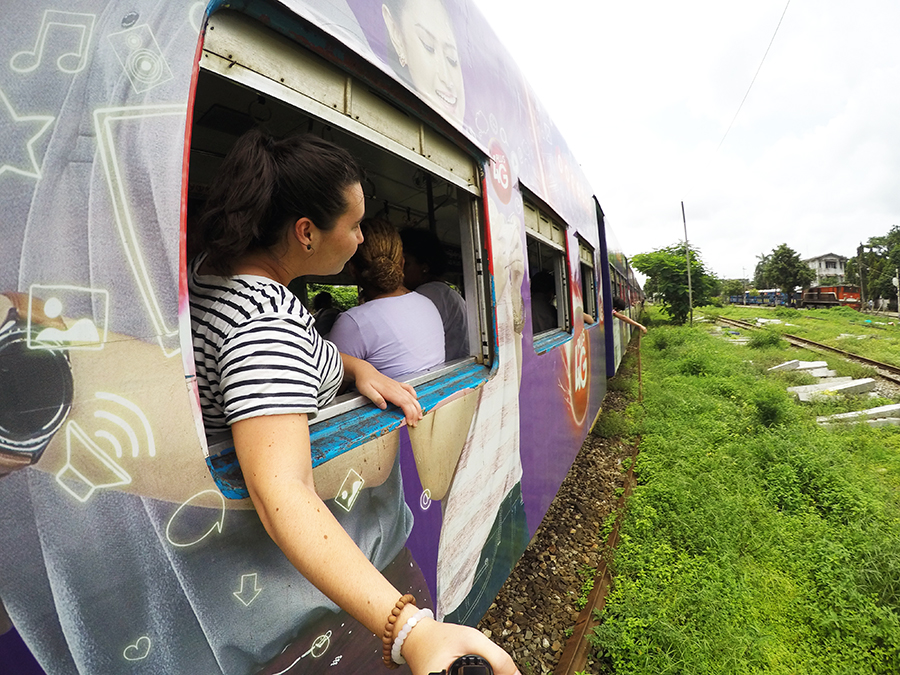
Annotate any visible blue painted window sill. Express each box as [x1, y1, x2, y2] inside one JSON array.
[[533, 329, 573, 354], [308, 359, 490, 467]]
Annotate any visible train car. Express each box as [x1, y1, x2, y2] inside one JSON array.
[[598, 215, 643, 373], [0, 1, 641, 672], [801, 285, 862, 310], [732, 289, 787, 306]]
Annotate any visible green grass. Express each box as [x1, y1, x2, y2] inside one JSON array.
[[576, 566, 597, 610], [589, 320, 900, 674], [708, 304, 900, 367]]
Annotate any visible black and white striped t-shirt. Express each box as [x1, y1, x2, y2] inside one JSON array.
[[189, 257, 344, 437]]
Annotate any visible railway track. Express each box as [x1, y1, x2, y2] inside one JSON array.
[[548, 319, 900, 675], [717, 316, 900, 386]]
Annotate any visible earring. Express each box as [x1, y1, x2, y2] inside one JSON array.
[[307, 243, 313, 251]]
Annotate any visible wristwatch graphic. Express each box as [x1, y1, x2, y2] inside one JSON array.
[[0, 297, 74, 477]]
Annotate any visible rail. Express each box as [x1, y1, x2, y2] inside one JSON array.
[[717, 316, 900, 386]]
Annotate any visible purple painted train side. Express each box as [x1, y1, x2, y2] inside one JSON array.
[[0, 0, 642, 672]]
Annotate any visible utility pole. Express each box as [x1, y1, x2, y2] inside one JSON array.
[[681, 201, 693, 326], [895, 267, 899, 321], [857, 243, 866, 312]]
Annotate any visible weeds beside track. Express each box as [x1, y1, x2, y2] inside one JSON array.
[[589, 314, 900, 674]]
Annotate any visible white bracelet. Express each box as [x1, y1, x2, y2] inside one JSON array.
[[391, 607, 434, 665]]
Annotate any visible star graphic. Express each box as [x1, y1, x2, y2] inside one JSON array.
[[0, 86, 55, 180]]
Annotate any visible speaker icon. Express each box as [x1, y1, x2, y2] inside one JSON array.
[[107, 24, 173, 94]]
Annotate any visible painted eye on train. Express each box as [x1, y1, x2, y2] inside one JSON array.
[[415, 27, 436, 54]]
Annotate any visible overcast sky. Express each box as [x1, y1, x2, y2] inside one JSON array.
[[470, 0, 900, 282]]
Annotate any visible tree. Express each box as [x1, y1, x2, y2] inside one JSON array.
[[720, 279, 745, 298], [754, 252, 773, 289], [631, 242, 716, 324], [847, 226, 900, 303], [765, 244, 815, 301]]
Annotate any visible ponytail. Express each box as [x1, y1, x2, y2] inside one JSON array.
[[351, 218, 405, 300], [197, 129, 363, 275]]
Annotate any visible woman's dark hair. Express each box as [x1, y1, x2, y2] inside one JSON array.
[[196, 128, 363, 275], [531, 270, 555, 296], [350, 218, 404, 300], [399, 227, 447, 278], [612, 296, 628, 312], [312, 291, 334, 311]]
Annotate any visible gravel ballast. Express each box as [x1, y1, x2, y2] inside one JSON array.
[[477, 352, 640, 675]]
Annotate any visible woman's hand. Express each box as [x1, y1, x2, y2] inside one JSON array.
[[340, 354, 423, 426], [400, 618, 520, 675]]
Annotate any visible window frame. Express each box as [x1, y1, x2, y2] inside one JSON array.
[[193, 9, 496, 472], [577, 237, 597, 322], [523, 197, 572, 352]]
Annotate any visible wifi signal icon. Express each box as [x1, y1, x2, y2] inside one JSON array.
[[91, 392, 156, 459], [55, 392, 155, 502]]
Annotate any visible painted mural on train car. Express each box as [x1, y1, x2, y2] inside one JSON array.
[[0, 0, 619, 672]]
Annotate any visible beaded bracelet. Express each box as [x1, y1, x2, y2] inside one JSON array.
[[382, 594, 416, 669], [391, 607, 434, 665]]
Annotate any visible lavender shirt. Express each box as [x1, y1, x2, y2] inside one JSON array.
[[329, 292, 445, 379]]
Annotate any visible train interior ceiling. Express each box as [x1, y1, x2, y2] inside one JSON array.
[[186, 69, 470, 295]]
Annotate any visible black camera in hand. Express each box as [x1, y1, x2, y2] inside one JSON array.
[[431, 654, 493, 675], [0, 303, 73, 477]]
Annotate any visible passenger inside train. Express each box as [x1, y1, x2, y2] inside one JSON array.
[[330, 218, 446, 379], [312, 290, 342, 336], [401, 227, 470, 361], [530, 270, 557, 334], [612, 296, 647, 334]]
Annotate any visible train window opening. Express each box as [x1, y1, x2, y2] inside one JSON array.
[[186, 11, 494, 447], [578, 238, 596, 322], [523, 201, 570, 343]]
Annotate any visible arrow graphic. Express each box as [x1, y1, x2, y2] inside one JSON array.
[[233, 573, 262, 606]]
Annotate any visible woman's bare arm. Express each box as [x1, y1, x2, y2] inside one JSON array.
[[612, 310, 647, 333], [233, 413, 404, 632], [232, 413, 519, 675]]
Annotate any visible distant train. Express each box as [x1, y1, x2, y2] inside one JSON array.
[[800, 285, 861, 310], [728, 285, 861, 310], [728, 289, 789, 306]]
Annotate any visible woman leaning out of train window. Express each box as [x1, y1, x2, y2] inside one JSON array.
[[189, 129, 519, 675], [612, 296, 647, 334]]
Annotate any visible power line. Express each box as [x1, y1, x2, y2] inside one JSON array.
[[683, 0, 792, 203], [714, 0, 792, 153]]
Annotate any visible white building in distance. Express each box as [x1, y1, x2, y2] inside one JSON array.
[[803, 253, 847, 286]]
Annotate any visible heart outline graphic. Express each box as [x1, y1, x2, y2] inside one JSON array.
[[123, 635, 151, 661]]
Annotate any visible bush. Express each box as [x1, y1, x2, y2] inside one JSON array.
[[607, 375, 636, 395], [590, 323, 900, 674], [774, 306, 800, 319], [646, 326, 687, 351], [593, 409, 630, 438], [699, 308, 721, 322], [751, 384, 794, 428], [677, 351, 716, 377], [748, 329, 784, 349]]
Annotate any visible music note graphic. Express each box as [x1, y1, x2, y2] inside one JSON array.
[[10, 10, 96, 74]]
